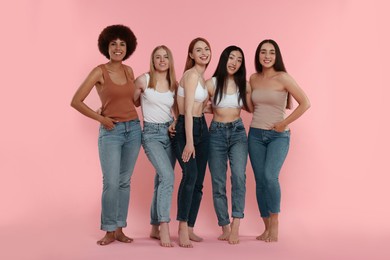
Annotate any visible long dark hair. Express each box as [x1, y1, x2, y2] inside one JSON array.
[[254, 39, 292, 109], [212, 45, 248, 111]]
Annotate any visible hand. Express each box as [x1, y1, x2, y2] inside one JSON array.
[[182, 144, 195, 162], [272, 122, 287, 132], [100, 116, 118, 130], [168, 121, 177, 138], [96, 107, 103, 115]]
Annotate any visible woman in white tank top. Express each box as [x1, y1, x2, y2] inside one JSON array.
[[171, 37, 211, 248], [134, 45, 178, 247], [248, 39, 310, 243], [205, 45, 252, 244]]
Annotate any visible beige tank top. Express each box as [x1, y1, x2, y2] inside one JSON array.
[[250, 88, 288, 130]]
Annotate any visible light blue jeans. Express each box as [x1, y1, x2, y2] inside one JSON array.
[[248, 127, 290, 218], [208, 119, 247, 226], [98, 119, 141, 231], [142, 121, 175, 225]]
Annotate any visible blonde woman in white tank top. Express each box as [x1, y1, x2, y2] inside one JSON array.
[[248, 39, 310, 243], [134, 45, 178, 247]]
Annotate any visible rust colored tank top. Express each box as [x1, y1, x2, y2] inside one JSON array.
[[97, 64, 138, 122]]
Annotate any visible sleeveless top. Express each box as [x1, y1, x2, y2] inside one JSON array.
[[141, 73, 174, 123], [96, 64, 138, 122], [250, 88, 288, 130], [177, 81, 208, 103], [210, 77, 243, 109]]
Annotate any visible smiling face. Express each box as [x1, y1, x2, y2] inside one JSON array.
[[259, 42, 276, 69], [226, 50, 243, 76], [190, 40, 211, 66], [108, 38, 127, 61], [153, 48, 169, 72]]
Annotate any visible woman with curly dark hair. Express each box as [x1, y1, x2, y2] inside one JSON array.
[[71, 24, 141, 246]]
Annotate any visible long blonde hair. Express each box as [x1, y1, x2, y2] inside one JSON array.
[[148, 45, 177, 92]]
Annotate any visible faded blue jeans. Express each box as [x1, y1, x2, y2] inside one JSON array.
[[98, 119, 141, 231], [142, 121, 175, 225], [172, 115, 209, 227], [248, 127, 290, 218], [208, 119, 247, 226]]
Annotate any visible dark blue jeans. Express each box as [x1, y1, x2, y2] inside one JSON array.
[[172, 115, 209, 227]]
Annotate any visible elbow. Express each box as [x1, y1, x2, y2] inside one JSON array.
[[70, 98, 78, 109], [305, 100, 311, 111]]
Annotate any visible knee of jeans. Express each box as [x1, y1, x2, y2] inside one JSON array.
[[103, 181, 120, 191], [160, 172, 174, 184]]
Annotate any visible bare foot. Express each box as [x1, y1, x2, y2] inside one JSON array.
[[115, 228, 134, 243], [256, 217, 270, 241], [97, 231, 115, 246], [256, 230, 269, 241], [150, 225, 160, 240], [228, 218, 240, 244], [178, 222, 193, 248], [159, 222, 173, 247], [265, 214, 278, 242], [188, 227, 203, 242], [218, 225, 231, 241]]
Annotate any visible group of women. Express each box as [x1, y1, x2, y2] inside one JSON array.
[[71, 24, 310, 248]]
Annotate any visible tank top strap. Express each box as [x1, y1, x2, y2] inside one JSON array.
[[123, 65, 133, 82], [98, 64, 111, 83]]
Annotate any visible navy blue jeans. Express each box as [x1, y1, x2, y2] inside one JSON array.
[[248, 127, 290, 218], [172, 115, 209, 227]]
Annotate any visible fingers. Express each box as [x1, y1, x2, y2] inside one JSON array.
[[182, 151, 195, 162]]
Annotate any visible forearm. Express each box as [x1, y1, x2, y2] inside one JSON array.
[[282, 102, 310, 126], [71, 101, 104, 123]]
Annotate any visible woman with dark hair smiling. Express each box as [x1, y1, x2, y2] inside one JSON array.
[[205, 45, 252, 244], [71, 24, 141, 246], [248, 39, 310, 242]]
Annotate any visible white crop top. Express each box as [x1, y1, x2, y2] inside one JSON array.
[[177, 81, 208, 103], [141, 73, 174, 123], [211, 77, 243, 109]]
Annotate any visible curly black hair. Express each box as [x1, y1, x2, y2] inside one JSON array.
[[98, 24, 137, 61]]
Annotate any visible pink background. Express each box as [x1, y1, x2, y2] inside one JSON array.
[[1, 0, 389, 259]]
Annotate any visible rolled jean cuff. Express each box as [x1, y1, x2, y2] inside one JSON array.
[[218, 219, 231, 227], [232, 212, 244, 219], [101, 221, 127, 232]]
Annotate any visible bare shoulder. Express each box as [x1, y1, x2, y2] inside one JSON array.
[[86, 66, 104, 85], [249, 73, 259, 81], [276, 72, 295, 84], [134, 73, 147, 89], [181, 69, 199, 86]]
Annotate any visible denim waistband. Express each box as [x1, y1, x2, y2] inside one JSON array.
[[178, 114, 205, 123], [143, 120, 172, 128], [211, 118, 242, 128]]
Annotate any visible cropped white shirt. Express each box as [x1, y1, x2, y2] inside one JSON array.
[[211, 77, 243, 109]]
